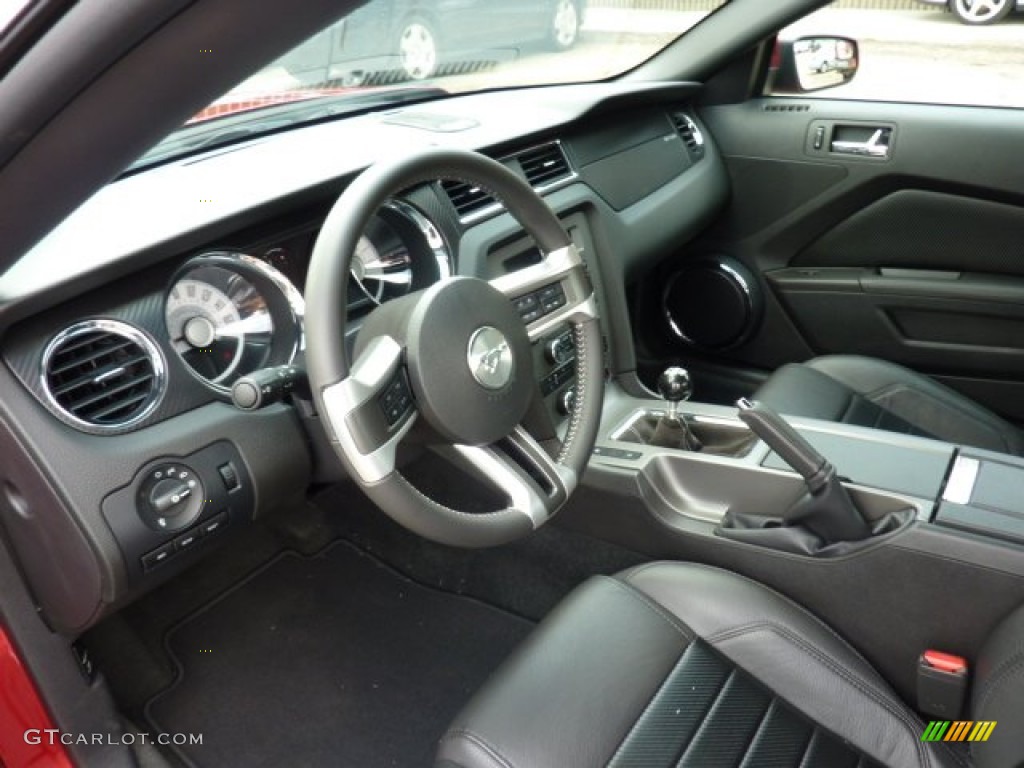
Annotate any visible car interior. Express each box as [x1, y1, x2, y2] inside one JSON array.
[[1, 0, 1023, 766]]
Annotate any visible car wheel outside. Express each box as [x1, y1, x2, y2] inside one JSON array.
[[949, 0, 1013, 24], [397, 17, 439, 80], [549, 0, 581, 50]]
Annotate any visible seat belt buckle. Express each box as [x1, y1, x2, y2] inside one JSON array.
[[917, 650, 968, 719]]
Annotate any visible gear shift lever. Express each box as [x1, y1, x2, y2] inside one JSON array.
[[658, 367, 693, 421], [651, 367, 702, 451]]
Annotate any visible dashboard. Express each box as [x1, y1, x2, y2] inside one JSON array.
[[0, 81, 728, 632]]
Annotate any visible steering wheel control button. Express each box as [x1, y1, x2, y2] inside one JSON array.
[[137, 463, 205, 533], [378, 373, 414, 426], [513, 293, 542, 323], [467, 326, 514, 390], [513, 283, 568, 326], [538, 283, 567, 313]]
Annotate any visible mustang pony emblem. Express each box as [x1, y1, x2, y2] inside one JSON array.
[[467, 326, 514, 390]]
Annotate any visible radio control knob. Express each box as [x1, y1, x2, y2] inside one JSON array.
[[545, 334, 574, 365], [557, 387, 577, 416]]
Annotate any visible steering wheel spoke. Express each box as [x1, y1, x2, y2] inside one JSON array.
[[450, 426, 576, 527], [319, 335, 418, 484], [489, 243, 598, 342]]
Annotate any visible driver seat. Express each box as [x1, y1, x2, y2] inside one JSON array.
[[437, 562, 1017, 768]]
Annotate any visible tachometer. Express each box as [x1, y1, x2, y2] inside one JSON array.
[[346, 200, 451, 313], [165, 252, 303, 391], [350, 234, 413, 305]]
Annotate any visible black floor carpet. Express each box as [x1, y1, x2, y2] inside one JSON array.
[[145, 541, 533, 768]]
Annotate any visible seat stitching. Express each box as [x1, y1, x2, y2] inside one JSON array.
[[556, 321, 588, 464], [619, 561, 672, 581], [599, 576, 695, 641], [439, 729, 516, 768], [620, 563, 884, 675], [707, 622, 901, 717], [706, 621, 934, 768]]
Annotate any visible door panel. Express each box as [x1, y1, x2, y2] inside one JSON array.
[[660, 97, 1024, 420]]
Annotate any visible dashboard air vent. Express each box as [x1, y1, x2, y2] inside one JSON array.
[[441, 179, 495, 218], [669, 111, 706, 159], [442, 141, 575, 222], [517, 142, 571, 188], [42, 320, 165, 431]]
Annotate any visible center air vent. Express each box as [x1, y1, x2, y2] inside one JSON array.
[[42, 319, 165, 431], [516, 143, 571, 188], [669, 111, 706, 160], [441, 179, 494, 218], [441, 141, 575, 222]]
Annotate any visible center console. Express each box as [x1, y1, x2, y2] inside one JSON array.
[[593, 379, 950, 536], [563, 370, 1024, 707]]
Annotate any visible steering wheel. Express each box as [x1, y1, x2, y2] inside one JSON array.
[[304, 148, 603, 548]]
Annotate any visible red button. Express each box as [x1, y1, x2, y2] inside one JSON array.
[[923, 650, 967, 675]]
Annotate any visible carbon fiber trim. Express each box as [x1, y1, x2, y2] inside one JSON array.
[[2, 263, 215, 435], [609, 640, 882, 768]]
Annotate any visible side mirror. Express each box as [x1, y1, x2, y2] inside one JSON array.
[[770, 36, 859, 94]]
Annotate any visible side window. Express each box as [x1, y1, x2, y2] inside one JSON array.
[[770, 0, 1024, 109]]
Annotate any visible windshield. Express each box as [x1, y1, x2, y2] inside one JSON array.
[[0, 0, 33, 33], [136, 0, 727, 168]]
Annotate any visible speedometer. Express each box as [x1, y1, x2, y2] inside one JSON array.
[[165, 252, 303, 391], [166, 275, 259, 384]]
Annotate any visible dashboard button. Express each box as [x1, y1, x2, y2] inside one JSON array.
[[174, 529, 203, 551], [218, 462, 240, 491], [200, 510, 229, 536], [141, 542, 175, 571]]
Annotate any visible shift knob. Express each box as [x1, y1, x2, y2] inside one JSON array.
[[657, 367, 693, 403]]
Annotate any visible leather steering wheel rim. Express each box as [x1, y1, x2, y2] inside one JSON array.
[[305, 147, 603, 548]]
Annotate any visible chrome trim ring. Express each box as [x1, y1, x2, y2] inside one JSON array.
[[40, 318, 167, 432]]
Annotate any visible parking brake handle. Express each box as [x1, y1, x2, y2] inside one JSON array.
[[737, 399, 871, 543]]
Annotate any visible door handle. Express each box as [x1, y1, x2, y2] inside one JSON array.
[[831, 127, 891, 158]]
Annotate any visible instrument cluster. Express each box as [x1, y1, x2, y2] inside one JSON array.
[[164, 199, 452, 392]]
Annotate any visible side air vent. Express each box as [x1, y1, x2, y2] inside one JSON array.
[[441, 179, 494, 218], [669, 111, 706, 160], [517, 142, 571, 188], [441, 141, 576, 223], [42, 319, 165, 431]]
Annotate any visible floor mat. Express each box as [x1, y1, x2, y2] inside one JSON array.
[[145, 541, 533, 768]]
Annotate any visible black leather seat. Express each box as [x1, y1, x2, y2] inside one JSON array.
[[754, 355, 1024, 456], [438, 562, 1021, 768]]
